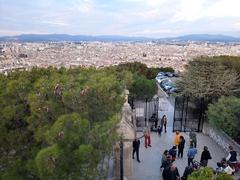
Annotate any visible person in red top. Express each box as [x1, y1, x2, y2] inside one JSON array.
[[143, 126, 151, 148]]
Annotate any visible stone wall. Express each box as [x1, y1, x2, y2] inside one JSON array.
[[114, 100, 135, 180], [203, 123, 240, 157]]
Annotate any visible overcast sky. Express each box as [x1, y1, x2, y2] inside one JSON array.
[[0, 0, 240, 37]]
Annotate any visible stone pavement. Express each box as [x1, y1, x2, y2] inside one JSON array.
[[132, 95, 228, 180]]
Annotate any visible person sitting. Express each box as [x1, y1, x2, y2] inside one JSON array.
[[224, 163, 235, 175], [181, 166, 194, 180], [216, 162, 225, 174]]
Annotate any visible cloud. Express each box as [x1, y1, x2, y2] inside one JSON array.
[[0, 0, 240, 37], [41, 20, 70, 27], [171, 0, 240, 22], [72, 0, 95, 13]]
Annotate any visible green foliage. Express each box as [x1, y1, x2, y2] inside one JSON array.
[[188, 168, 234, 180], [0, 66, 126, 179], [208, 56, 240, 74], [129, 75, 157, 99], [178, 56, 240, 100], [188, 167, 213, 180], [208, 96, 240, 143], [113, 62, 174, 99], [215, 173, 234, 180], [116, 62, 148, 77], [116, 62, 174, 79], [35, 144, 60, 179]]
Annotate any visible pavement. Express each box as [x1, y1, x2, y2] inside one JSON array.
[[132, 95, 228, 180]]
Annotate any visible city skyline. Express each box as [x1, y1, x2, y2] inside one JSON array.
[[0, 0, 240, 37]]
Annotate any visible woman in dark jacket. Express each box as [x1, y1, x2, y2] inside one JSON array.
[[200, 146, 212, 167], [178, 136, 185, 158]]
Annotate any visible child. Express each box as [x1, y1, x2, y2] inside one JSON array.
[[157, 126, 162, 136]]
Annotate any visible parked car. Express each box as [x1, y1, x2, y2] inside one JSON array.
[[165, 72, 174, 77], [160, 78, 174, 91], [157, 72, 166, 77], [155, 75, 167, 84], [168, 86, 180, 93]]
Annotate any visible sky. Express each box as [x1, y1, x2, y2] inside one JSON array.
[[0, 0, 240, 37]]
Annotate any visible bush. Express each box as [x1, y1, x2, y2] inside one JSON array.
[[208, 96, 240, 143], [216, 173, 234, 180], [188, 167, 234, 180], [188, 167, 213, 180]]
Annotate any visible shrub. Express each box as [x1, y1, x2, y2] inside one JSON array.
[[208, 96, 240, 143], [188, 167, 213, 180]]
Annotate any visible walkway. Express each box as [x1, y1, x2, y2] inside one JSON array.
[[132, 95, 227, 180]]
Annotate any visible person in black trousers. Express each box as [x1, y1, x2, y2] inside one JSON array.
[[132, 138, 141, 163], [178, 136, 185, 158]]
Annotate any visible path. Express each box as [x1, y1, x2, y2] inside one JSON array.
[[132, 95, 227, 180]]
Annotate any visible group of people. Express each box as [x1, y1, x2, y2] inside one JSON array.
[[216, 146, 239, 175], [161, 131, 238, 179], [132, 117, 239, 179], [132, 115, 167, 163], [150, 114, 167, 135]]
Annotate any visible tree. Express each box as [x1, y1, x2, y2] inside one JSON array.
[[208, 96, 240, 143], [129, 75, 157, 99], [116, 62, 174, 79], [177, 57, 240, 100], [0, 66, 127, 179]]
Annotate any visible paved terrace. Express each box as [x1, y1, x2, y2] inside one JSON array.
[[132, 95, 229, 180]]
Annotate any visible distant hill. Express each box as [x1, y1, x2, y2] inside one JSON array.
[[0, 34, 152, 42], [165, 34, 240, 42], [0, 33, 239, 42]]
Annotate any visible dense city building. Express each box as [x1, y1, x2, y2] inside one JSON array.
[[0, 41, 240, 73]]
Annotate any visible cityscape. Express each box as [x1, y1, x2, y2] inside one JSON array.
[[1, 0, 240, 179], [1, 41, 240, 73]]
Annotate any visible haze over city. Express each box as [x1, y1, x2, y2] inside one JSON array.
[[1, 0, 240, 37]]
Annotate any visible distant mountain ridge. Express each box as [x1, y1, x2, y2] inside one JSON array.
[[171, 34, 240, 42], [0, 33, 240, 42]]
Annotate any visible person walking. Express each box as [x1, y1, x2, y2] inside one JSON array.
[[132, 138, 141, 163], [187, 144, 197, 166], [200, 146, 212, 167], [178, 136, 185, 158], [157, 125, 162, 136], [143, 126, 151, 148], [189, 130, 197, 148], [161, 115, 167, 133]]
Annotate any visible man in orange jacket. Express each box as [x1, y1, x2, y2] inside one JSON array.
[[174, 131, 181, 149]]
